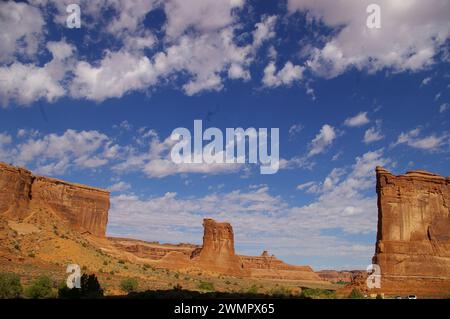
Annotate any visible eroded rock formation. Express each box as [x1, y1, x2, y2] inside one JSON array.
[[240, 251, 322, 281], [193, 218, 248, 276], [372, 167, 450, 292], [0, 162, 109, 237], [317, 270, 360, 283]]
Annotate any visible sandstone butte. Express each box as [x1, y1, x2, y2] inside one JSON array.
[[0, 161, 323, 282], [370, 167, 450, 295]]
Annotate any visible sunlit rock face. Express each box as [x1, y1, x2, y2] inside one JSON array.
[[193, 218, 249, 276], [0, 162, 109, 237], [373, 167, 450, 293]]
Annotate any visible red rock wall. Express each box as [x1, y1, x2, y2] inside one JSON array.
[[0, 163, 34, 219], [373, 167, 450, 285], [0, 162, 109, 237]]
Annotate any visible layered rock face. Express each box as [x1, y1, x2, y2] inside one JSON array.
[[240, 252, 323, 281], [317, 270, 360, 283], [373, 167, 450, 291], [193, 218, 248, 276], [0, 163, 33, 218], [0, 162, 109, 237]]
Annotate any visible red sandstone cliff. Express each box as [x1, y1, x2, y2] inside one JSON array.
[[0, 162, 109, 237], [372, 167, 450, 293]]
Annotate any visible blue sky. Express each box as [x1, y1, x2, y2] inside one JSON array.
[[0, 0, 449, 270]]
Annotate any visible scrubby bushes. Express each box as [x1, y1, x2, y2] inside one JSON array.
[[0, 272, 106, 299], [300, 287, 336, 299], [247, 284, 259, 294], [0, 273, 23, 298], [269, 286, 292, 297], [198, 281, 215, 291], [348, 288, 364, 299], [25, 276, 55, 298], [120, 277, 139, 293]]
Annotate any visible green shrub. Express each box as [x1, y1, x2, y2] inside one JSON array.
[[25, 276, 55, 298], [0, 273, 23, 298], [198, 281, 214, 291], [120, 277, 139, 293], [348, 288, 364, 299], [247, 284, 259, 294], [269, 286, 291, 297], [301, 287, 336, 299]]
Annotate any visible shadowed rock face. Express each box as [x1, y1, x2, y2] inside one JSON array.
[[373, 167, 450, 289], [0, 162, 109, 237]]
